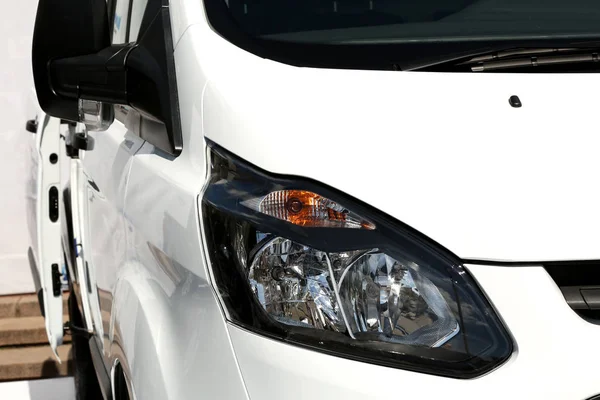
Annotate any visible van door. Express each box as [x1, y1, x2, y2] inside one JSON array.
[[74, 0, 147, 359], [36, 115, 66, 358], [76, 124, 144, 356]]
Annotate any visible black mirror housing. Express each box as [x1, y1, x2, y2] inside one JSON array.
[[49, 45, 132, 105], [125, 5, 182, 156], [32, 0, 183, 156], [32, 0, 110, 122]]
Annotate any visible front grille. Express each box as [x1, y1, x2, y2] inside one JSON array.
[[545, 263, 600, 321]]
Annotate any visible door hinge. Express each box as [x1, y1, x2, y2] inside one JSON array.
[[70, 132, 95, 151]]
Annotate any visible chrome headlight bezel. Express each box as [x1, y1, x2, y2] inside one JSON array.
[[200, 140, 513, 379]]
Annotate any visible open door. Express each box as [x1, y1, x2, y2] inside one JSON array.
[[36, 115, 65, 359]]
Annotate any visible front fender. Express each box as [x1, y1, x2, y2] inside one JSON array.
[[109, 259, 247, 400]]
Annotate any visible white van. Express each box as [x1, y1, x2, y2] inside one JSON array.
[[28, 0, 600, 399]]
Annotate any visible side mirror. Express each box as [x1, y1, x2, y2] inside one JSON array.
[[32, 0, 183, 156], [32, 0, 109, 124]]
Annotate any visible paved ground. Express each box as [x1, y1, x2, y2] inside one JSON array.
[[0, 377, 75, 400]]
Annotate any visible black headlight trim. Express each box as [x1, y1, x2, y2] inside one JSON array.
[[201, 139, 514, 379]]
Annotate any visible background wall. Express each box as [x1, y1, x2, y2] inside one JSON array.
[[0, 0, 39, 295]]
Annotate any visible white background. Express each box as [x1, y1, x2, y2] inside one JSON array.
[[0, 0, 38, 295], [0, 4, 76, 399]]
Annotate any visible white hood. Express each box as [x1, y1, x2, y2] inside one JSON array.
[[201, 44, 600, 262]]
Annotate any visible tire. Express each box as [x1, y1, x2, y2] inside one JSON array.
[[69, 292, 104, 400]]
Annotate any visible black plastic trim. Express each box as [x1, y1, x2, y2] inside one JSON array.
[[125, 0, 134, 43], [206, 139, 463, 264], [126, 0, 182, 156], [71, 132, 95, 152], [560, 286, 589, 309], [464, 258, 600, 267], [88, 180, 100, 193], [89, 337, 113, 400], [545, 262, 600, 321], [32, 0, 110, 122], [61, 187, 77, 283], [51, 263, 61, 296], [107, 0, 117, 42], [26, 119, 38, 133], [49, 186, 59, 222]]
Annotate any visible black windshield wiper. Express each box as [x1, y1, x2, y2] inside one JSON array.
[[403, 41, 600, 72], [462, 47, 600, 71]]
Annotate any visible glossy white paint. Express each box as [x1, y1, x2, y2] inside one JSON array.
[[69, 158, 94, 332], [78, 124, 144, 357], [35, 116, 64, 357], [198, 40, 600, 262], [116, 139, 248, 398], [169, 0, 205, 47], [32, 0, 600, 398], [170, 0, 600, 262]]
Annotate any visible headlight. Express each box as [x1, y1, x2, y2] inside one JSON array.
[[201, 142, 513, 378]]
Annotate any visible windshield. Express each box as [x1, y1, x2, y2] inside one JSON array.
[[220, 0, 600, 44]]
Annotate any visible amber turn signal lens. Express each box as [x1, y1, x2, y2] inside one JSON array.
[[246, 190, 375, 230]]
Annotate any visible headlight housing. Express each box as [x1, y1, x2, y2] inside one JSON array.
[[201, 142, 513, 378]]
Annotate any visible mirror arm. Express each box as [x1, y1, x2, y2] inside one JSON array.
[[49, 43, 136, 105]]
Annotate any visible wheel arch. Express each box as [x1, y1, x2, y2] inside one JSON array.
[[108, 261, 174, 400], [111, 358, 133, 400]]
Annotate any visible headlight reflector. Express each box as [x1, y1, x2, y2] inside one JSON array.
[[250, 236, 460, 347], [338, 251, 460, 347], [249, 236, 347, 332]]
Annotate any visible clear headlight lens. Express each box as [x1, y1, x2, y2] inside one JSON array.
[[250, 237, 459, 347], [338, 251, 459, 346], [202, 143, 513, 378]]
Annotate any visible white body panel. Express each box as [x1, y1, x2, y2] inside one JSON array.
[[114, 138, 248, 398], [35, 116, 64, 356], [165, 0, 600, 263], [32, 0, 600, 398], [77, 123, 143, 357], [190, 23, 600, 262], [69, 158, 94, 331]]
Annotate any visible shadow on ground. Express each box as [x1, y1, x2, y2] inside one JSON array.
[[28, 348, 75, 400]]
